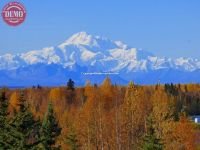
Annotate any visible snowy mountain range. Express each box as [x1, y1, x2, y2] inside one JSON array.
[[0, 32, 200, 86]]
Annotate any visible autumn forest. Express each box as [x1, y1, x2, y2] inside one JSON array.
[[0, 78, 200, 150]]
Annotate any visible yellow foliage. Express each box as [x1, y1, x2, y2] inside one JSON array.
[[49, 88, 62, 102], [9, 91, 19, 112]]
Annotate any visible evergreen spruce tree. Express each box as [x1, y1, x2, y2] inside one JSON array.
[[66, 79, 76, 104], [10, 91, 41, 150], [67, 79, 75, 91], [41, 102, 61, 150], [0, 91, 8, 127], [0, 90, 11, 149], [143, 116, 163, 150], [65, 127, 79, 150]]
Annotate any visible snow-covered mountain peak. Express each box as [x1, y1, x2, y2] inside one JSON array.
[[20, 47, 62, 65], [1, 32, 200, 85], [114, 41, 128, 49], [59, 32, 119, 51], [64, 32, 95, 46], [59, 32, 104, 49], [0, 32, 200, 74]]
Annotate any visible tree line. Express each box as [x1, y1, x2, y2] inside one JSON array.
[[0, 78, 200, 149]]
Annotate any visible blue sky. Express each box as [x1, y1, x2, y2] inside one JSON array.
[[0, 0, 200, 58]]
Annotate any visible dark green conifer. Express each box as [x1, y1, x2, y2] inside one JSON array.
[[143, 116, 163, 150], [10, 91, 41, 149], [65, 127, 79, 150], [41, 102, 61, 150], [0, 90, 11, 149], [67, 79, 75, 91]]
